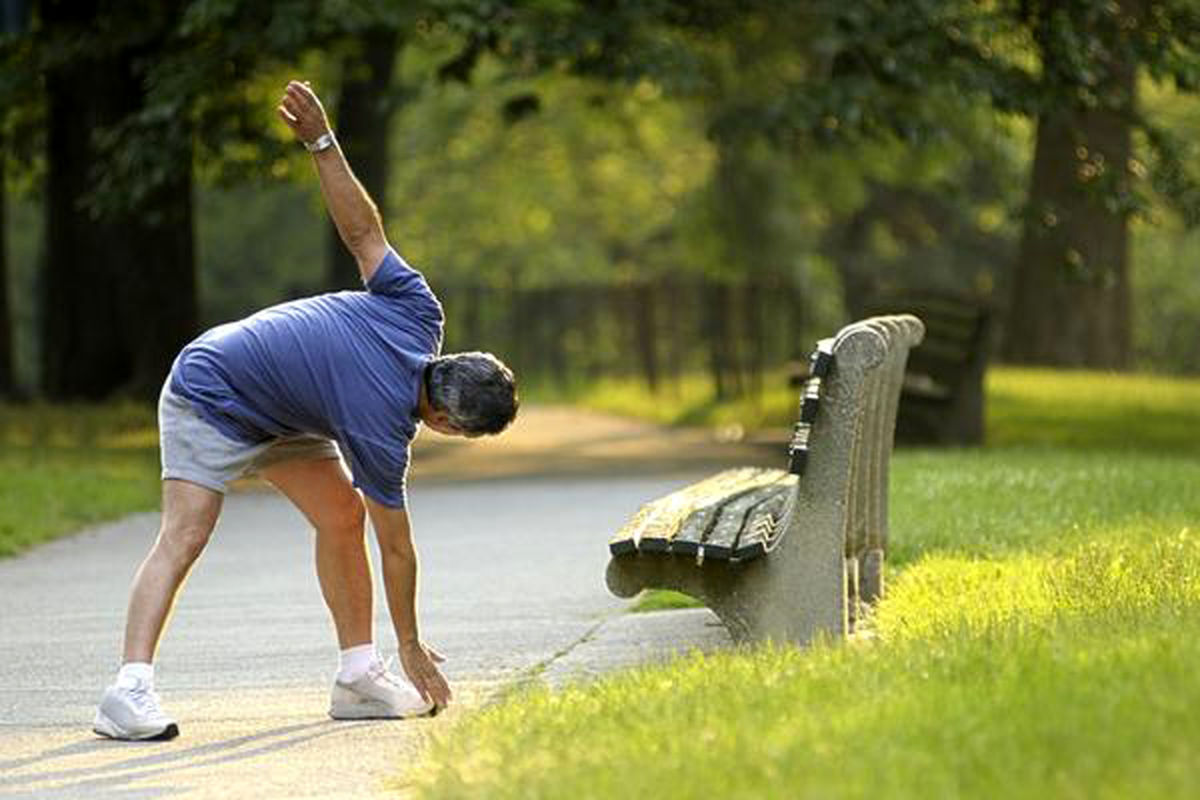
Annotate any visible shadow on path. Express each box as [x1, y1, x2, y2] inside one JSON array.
[[0, 721, 340, 798]]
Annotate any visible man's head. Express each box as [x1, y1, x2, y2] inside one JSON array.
[[419, 352, 518, 437]]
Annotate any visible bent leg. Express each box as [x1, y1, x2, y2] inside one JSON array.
[[123, 479, 223, 663], [260, 457, 372, 649]]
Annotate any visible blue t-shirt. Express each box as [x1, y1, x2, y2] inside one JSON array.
[[170, 249, 444, 508]]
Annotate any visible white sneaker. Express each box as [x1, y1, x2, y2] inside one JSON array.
[[329, 658, 436, 720], [93, 678, 179, 741]]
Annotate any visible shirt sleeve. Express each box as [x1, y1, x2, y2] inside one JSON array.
[[367, 249, 430, 299], [365, 249, 445, 332], [337, 434, 409, 509]]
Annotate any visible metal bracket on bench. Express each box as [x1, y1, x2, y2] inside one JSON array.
[[789, 339, 834, 476]]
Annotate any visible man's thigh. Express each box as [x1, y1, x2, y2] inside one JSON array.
[[258, 456, 363, 533]]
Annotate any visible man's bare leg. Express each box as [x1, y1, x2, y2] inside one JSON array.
[[95, 479, 222, 740], [123, 479, 224, 663], [261, 456, 434, 718], [260, 457, 372, 649]]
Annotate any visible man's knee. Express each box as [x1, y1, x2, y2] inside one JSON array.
[[316, 490, 366, 540], [156, 519, 215, 566]]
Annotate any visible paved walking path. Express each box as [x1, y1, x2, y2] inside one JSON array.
[[0, 407, 782, 799]]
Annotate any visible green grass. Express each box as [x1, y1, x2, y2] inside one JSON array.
[[0, 403, 160, 557], [988, 367, 1200, 451], [406, 369, 1200, 799], [544, 366, 1200, 452], [411, 521, 1200, 799], [530, 371, 799, 431]]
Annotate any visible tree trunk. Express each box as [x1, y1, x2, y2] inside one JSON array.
[[41, 3, 196, 400], [117, 159, 197, 399], [743, 282, 764, 398], [1003, 12, 1137, 368], [0, 146, 11, 396], [326, 29, 401, 290], [704, 281, 739, 399], [631, 282, 659, 392]]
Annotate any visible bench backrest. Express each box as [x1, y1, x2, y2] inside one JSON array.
[[777, 315, 924, 570]]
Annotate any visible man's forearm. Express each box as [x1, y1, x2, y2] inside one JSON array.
[[278, 80, 387, 278], [363, 498, 451, 706], [311, 146, 386, 262], [378, 547, 420, 646]]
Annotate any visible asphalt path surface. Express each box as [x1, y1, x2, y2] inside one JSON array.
[[0, 406, 767, 799]]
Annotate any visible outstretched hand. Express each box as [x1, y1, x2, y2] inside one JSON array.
[[400, 641, 452, 709], [277, 80, 331, 146]]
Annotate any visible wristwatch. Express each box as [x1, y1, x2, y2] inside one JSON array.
[[304, 132, 336, 153]]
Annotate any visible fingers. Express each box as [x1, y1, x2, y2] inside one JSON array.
[[426, 646, 447, 664], [280, 94, 305, 123], [286, 80, 320, 111], [421, 663, 451, 707], [416, 655, 452, 707], [411, 673, 433, 704], [277, 106, 298, 126]]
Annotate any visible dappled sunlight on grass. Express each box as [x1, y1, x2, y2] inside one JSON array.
[[877, 523, 1199, 642], [410, 368, 1200, 799], [412, 521, 1200, 800], [888, 447, 1200, 564]]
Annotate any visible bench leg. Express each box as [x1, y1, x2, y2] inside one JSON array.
[[845, 556, 860, 632], [859, 548, 884, 604]]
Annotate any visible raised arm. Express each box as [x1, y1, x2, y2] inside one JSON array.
[[363, 496, 452, 709], [277, 80, 390, 283]]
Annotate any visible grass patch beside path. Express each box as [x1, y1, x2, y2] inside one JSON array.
[[408, 368, 1200, 798], [411, 520, 1200, 800], [0, 403, 159, 558]]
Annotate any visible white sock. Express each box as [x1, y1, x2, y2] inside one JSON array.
[[337, 643, 378, 683], [117, 662, 154, 688]]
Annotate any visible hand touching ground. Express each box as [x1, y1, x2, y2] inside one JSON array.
[[400, 641, 452, 709]]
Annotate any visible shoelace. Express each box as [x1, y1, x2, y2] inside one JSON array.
[[125, 682, 163, 715], [367, 658, 408, 690]]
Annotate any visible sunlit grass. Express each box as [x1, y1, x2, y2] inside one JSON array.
[[0, 403, 159, 557], [407, 368, 1200, 799], [987, 367, 1200, 451], [409, 509, 1200, 800]]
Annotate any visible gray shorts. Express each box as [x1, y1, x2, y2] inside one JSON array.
[[159, 383, 340, 493]]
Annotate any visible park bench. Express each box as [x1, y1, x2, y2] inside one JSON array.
[[606, 315, 925, 645], [865, 292, 991, 446]]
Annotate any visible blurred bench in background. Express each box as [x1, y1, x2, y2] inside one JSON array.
[[791, 294, 991, 446], [866, 292, 991, 446]]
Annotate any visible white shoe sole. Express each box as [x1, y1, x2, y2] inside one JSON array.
[[329, 697, 436, 720], [93, 709, 180, 741]]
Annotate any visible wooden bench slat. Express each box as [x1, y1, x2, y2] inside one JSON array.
[[731, 478, 796, 560], [609, 467, 780, 556], [680, 478, 792, 562]]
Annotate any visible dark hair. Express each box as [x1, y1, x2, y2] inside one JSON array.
[[426, 352, 519, 435]]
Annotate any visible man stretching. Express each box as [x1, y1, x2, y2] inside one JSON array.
[[93, 80, 519, 740]]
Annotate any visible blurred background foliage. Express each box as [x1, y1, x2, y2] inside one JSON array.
[[1, 0, 1199, 403]]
